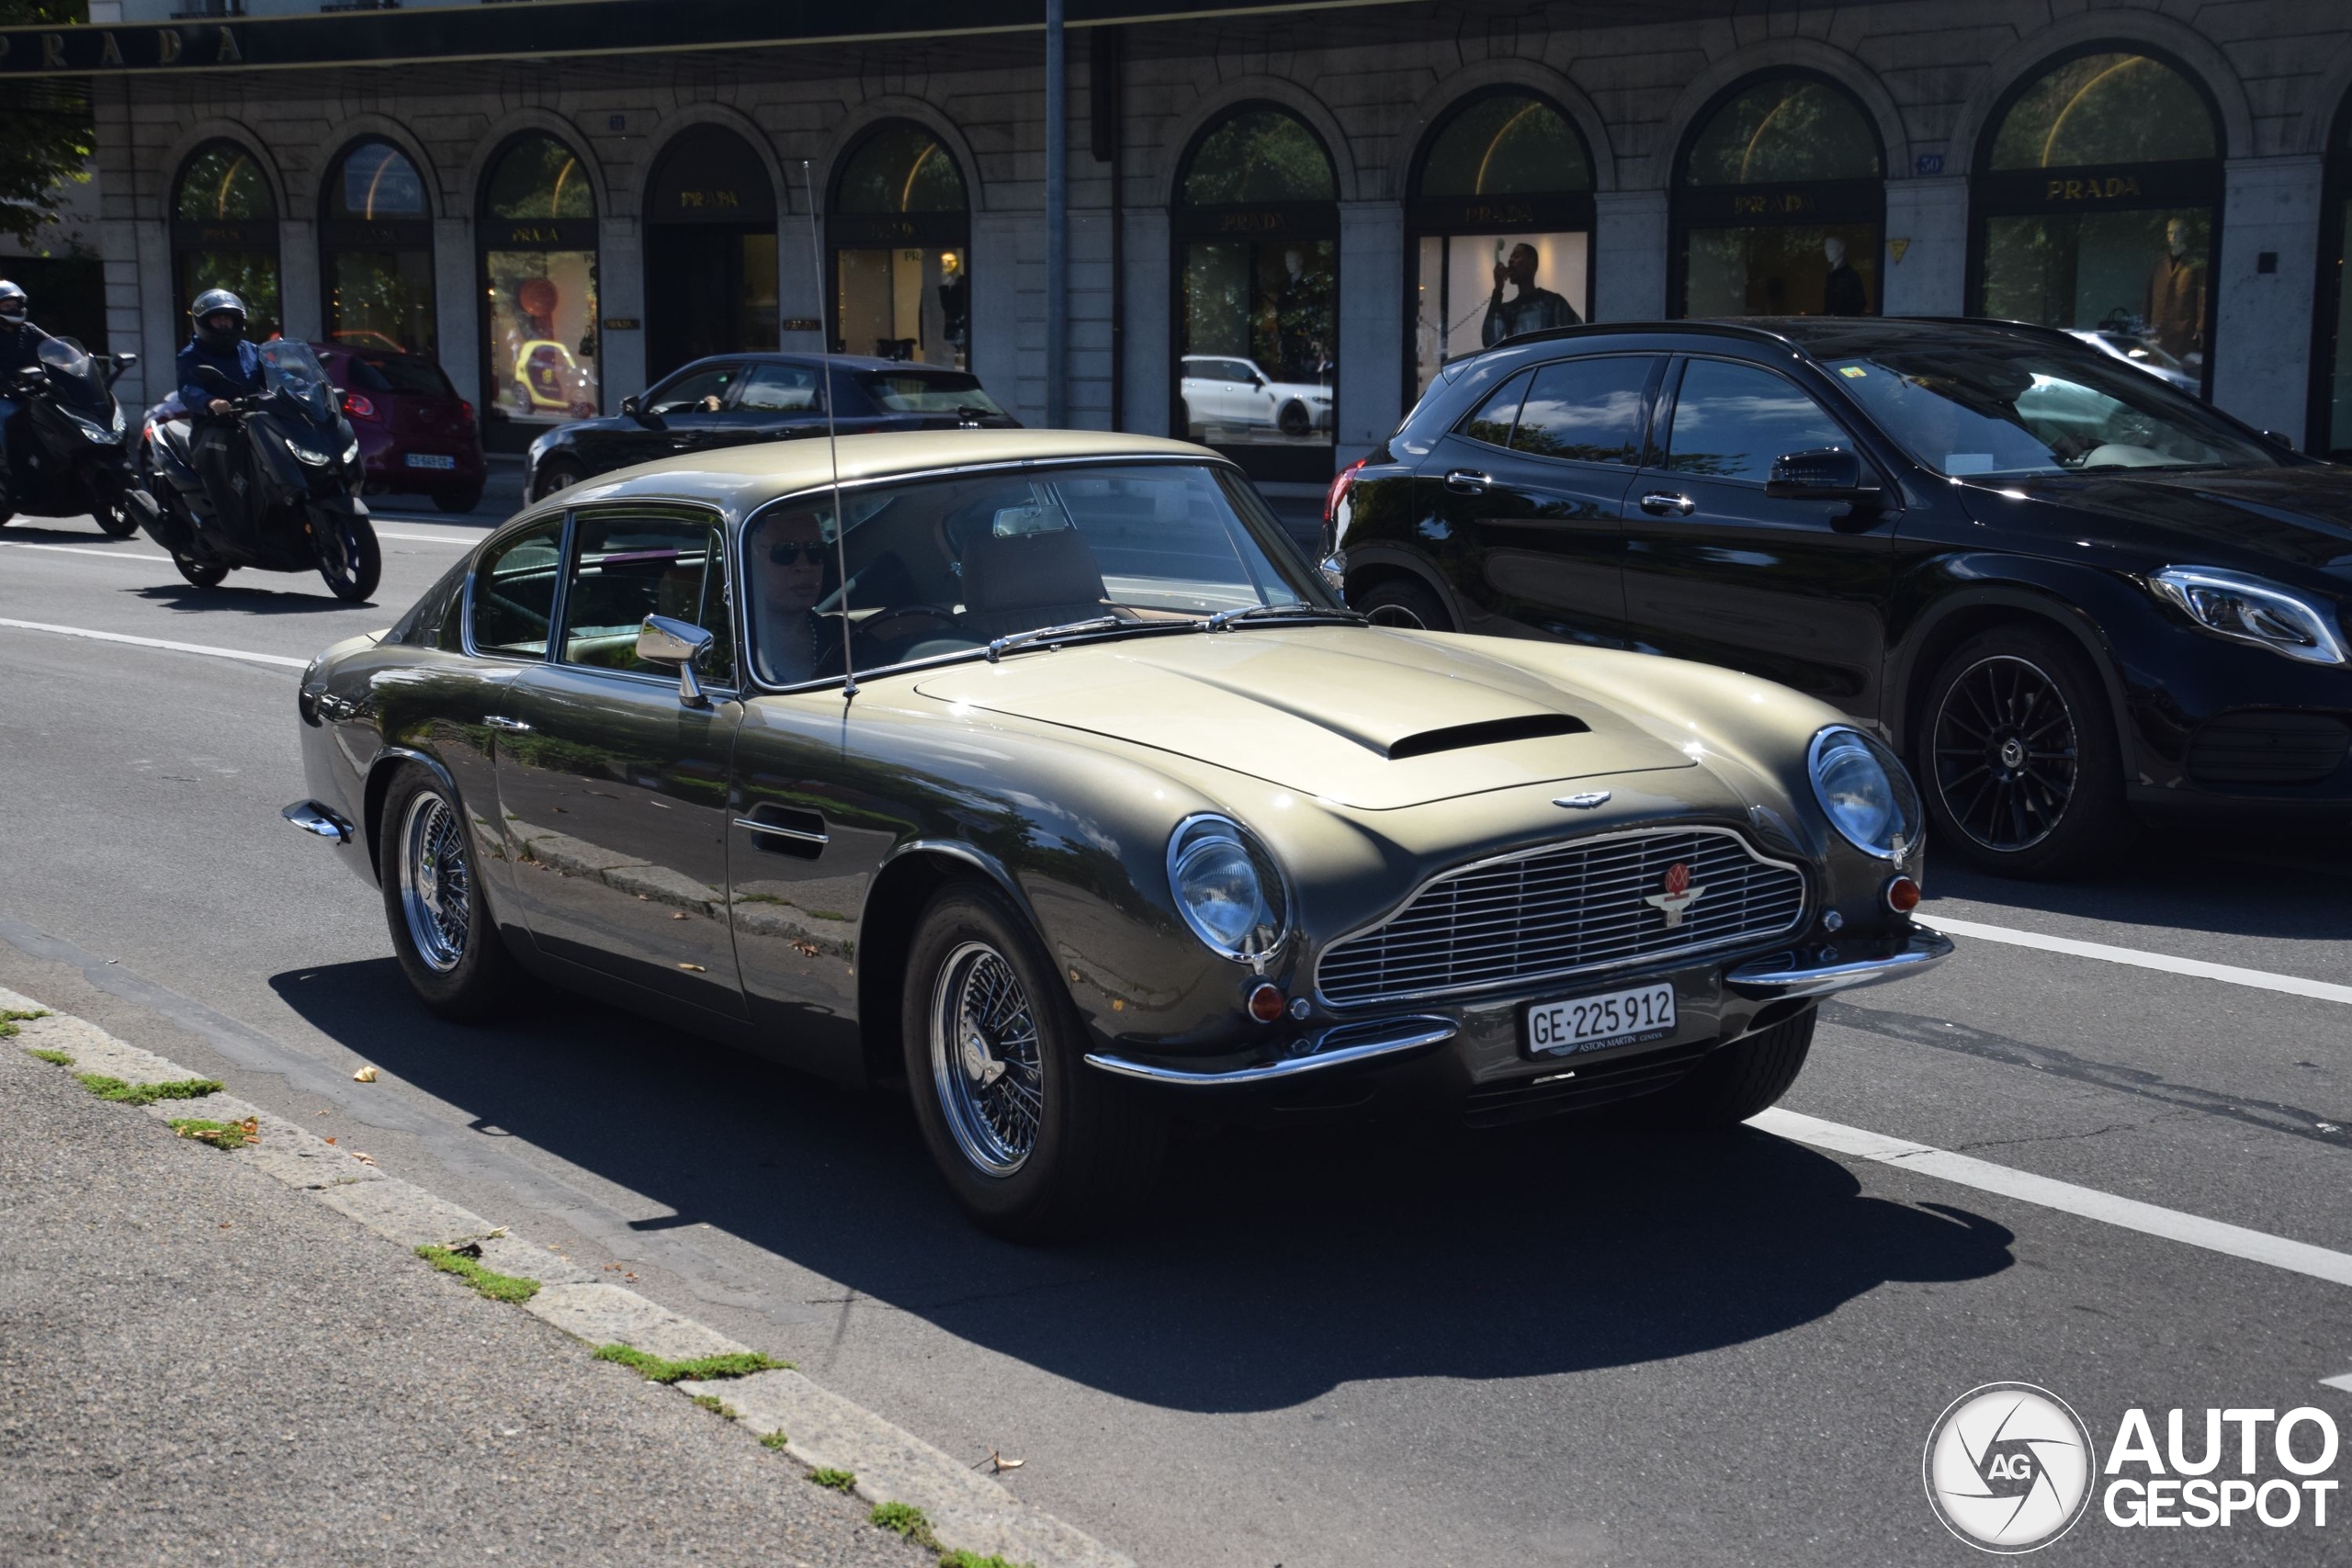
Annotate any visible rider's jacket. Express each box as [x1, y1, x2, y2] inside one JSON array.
[[176, 337, 264, 412]]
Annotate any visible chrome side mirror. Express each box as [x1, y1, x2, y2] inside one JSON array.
[[637, 614, 715, 707]]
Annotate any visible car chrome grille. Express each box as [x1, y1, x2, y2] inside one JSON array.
[[1316, 828, 1806, 1007]]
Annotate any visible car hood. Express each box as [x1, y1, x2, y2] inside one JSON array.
[[912, 627, 1698, 809], [1984, 466, 2352, 581]]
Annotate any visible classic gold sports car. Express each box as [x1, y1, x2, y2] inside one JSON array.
[[285, 430, 1950, 1236]]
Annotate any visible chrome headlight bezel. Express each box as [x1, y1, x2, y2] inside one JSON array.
[[2146, 566, 2348, 667], [1165, 814, 1290, 962], [1807, 726, 1922, 863]]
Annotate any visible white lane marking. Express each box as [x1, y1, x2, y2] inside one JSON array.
[[1926, 914, 2352, 1007], [1755, 1108, 2352, 1289], [375, 529, 482, 545], [0, 540, 173, 564], [2323, 1372, 2352, 1394], [0, 616, 307, 670]]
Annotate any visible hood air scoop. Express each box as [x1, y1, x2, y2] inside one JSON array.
[[1384, 713, 1589, 760]]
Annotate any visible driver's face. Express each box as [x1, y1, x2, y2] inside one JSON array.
[[764, 520, 826, 614], [204, 312, 240, 336]]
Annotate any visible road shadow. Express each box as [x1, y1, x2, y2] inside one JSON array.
[[272, 956, 2015, 1414], [129, 581, 374, 615]]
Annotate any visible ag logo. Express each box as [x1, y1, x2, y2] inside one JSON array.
[[1642, 862, 1706, 929], [1924, 1382, 2094, 1552]]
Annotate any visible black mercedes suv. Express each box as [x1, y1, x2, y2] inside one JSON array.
[[1326, 319, 2352, 876]]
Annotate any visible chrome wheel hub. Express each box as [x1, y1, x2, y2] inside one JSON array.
[[929, 941, 1043, 1176], [399, 791, 471, 973]]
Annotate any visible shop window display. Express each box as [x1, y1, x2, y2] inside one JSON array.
[[831, 124, 969, 368], [479, 134, 600, 433], [1674, 76, 1882, 321], [322, 140, 436, 357], [173, 141, 282, 340]]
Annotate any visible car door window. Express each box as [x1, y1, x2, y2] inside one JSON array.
[[734, 362, 822, 413], [647, 365, 741, 415], [469, 518, 564, 659], [1665, 359, 1850, 483], [1511, 356, 1654, 465], [558, 510, 737, 685], [1456, 368, 1533, 447]]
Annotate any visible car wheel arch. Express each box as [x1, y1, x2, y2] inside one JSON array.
[[1890, 586, 2134, 765], [362, 746, 465, 890], [1342, 552, 1461, 629], [856, 840, 1050, 1087]]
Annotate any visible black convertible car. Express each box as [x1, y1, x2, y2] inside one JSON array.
[[1327, 318, 2352, 875], [524, 353, 1016, 502]]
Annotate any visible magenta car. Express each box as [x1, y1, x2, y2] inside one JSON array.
[[313, 342, 486, 513]]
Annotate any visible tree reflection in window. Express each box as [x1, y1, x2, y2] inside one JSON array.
[[175, 142, 275, 221], [835, 123, 967, 214], [484, 134, 595, 221], [1684, 80, 1880, 186], [329, 141, 427, 220], [1182, 108, 1336, 206], [1989, 53, 2215, 170], [1419, 94, 1589, 196]]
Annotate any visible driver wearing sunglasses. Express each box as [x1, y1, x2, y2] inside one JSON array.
[[752, 510, 837, 684]]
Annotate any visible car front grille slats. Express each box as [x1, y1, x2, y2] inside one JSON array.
[[1316, 829, 1805, 1007]]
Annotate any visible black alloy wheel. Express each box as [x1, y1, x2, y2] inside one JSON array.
[[311, 506, 383, 603], [532, 458, 584, 502], [173, 552, 229, 588], [94, 472, 141, 538], [379, 762, 517, 1020], [1277, 400, 1312, 437], [1356, 576, 1454, 632], [1919, 626, 2122, 877]]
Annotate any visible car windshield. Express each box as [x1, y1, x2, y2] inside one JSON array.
[[1824, 340, 2280, 478], [855, 371, 1006, 416], [260, 338, 335, 421], [348, 353, 458, 399], [741, 461, 1332, 686]]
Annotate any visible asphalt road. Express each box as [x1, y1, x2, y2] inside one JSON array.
[[3, 507, 2347, 1565]]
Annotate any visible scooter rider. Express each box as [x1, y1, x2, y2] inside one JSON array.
[[0, 280, 36, 513], [177, 288, 265, 533]]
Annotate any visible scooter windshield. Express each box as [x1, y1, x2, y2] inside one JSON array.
[[35, 334, 107, 412], [260, 339, 335, 422]]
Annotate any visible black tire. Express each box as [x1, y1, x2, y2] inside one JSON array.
[[900, 879, 1166, 1240], [434, 485, 484, 514], [173, 552, 229, 588], [1355, 576, 1454, 631], [532, 457, 585, 502], [1917, 625, 2123, 877], [93, 472, 140, 538], [1277, 399, 1311, 437], [1648, 1009, 1815, 1129], [312, 505, 382, 603], [379, 762, 517, 1021]]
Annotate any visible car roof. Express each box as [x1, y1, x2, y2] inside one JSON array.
[[537, 428, 1219, 522], [662, 351, 969, 376], [1469, 315, 2091, 367]]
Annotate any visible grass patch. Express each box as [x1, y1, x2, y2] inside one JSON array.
[[591, 1344, 791, 1384], [808, 1468, 856, 1493], [936, 1554, 1032, 1568], [76, 1073, 222, 1106], [869, 1502, 942, 1551], [759, 1429, 790, 1450], [27, 1048, 74, 1066], [689, 1393, 740, 1419], [168, 1116, 257, 1150], [0, 1008, 51, 1039], [414, 1244, 541, 1303]]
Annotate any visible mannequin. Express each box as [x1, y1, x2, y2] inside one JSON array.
[[2144, 217, 2205, 364], [1821, 234, 1867, 316], [1481, 241, 1579, 345]]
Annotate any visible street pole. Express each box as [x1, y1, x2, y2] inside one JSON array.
[[1045, 0, 1068, 426]]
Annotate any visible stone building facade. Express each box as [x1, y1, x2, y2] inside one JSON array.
[[17, 0, 2352, 494]]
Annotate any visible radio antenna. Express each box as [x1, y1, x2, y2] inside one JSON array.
[[804, 159, 856, 700]]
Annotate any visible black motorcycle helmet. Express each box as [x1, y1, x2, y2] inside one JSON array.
[[190, 288, 247, 353], [0, 280, 25, 322]]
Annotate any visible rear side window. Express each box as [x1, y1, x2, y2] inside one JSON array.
[[1665, 359, 1849, 483], [469, 519, 563, 659], [1510, 356, 1654, 465], [354, 355, 458, 398], [856, 371, 1006, 416], [559, 511, 737, 686], [736, 362, 822, 412], [1456, 368, 1532, 446]]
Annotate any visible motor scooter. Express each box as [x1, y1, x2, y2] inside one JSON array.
[[141, 338, 380, 601], [0, 331, 155, 538]]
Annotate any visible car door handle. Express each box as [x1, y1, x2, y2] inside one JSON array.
[[1445, 469, 1489, 495], [1639, 491, 1697, 516], [485, 715, 532, 733]]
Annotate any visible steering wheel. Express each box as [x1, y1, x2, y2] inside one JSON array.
[[854, 604, 962, 645]]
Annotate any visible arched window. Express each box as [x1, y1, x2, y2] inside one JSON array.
[[320, 139, 435, 357], [1671, 74, 1883, 319], [1408, 89, 1595, 400], [644, 125, 780, 382], [478, 131, 600, 445], [172, 141, 281, 340], [2317, 97, 2352, 456], [829, 122, 970, 370], [1971, 50, 2222, 393], [1173, 105, 1340, 482]]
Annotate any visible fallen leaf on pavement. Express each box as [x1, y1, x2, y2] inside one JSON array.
[[352, 1066, 379, 1083], [350, 1151, 378, 1166]]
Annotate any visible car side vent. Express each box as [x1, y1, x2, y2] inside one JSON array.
[[2186, 711, 2350, 785], [738, 805, 829, 860], [1385, 714, 1588, 761]]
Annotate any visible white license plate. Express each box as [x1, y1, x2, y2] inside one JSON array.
[[1521, 982, 1677, 1058], [404, 453, 457, 469]]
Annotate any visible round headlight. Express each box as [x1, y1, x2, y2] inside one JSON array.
[[1167, 815, 1286, 960], [1808, 727, 1921, 860]]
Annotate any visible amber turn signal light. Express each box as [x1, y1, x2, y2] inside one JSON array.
[[1247, 982, 1286, 1023], [1883, 874, 1921, 914]]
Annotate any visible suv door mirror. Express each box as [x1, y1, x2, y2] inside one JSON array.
[[2258, 429, 2296, 451], [637, 614, 714, 707], [621, 393, 647, 422], [1766, 447, 1881, 502]]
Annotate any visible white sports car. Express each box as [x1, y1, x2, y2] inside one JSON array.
[[1180, 355, 1334, 438]]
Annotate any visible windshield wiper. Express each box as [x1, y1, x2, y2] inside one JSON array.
[[982, 616, 1195, 662], [1204, 603, 1367, 632]]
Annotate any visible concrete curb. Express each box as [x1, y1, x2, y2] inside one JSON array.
[[3, 982, 1134, 1568]]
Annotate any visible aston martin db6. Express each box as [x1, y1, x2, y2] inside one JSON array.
[[286, 430, 1950, 1236]]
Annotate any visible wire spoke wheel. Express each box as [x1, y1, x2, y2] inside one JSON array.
[[399, 790, 473, 973], [929, 940, 1045, 1177], [1930, 654, 2078, 853]]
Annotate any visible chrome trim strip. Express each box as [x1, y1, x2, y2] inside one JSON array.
[[1724, 926, 1955, 1000], [733, 817, 828, 846], [281, 799, 353, 844], [1083, 1018, 1456, 1088], [1312, 823, 1811, 1009]]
